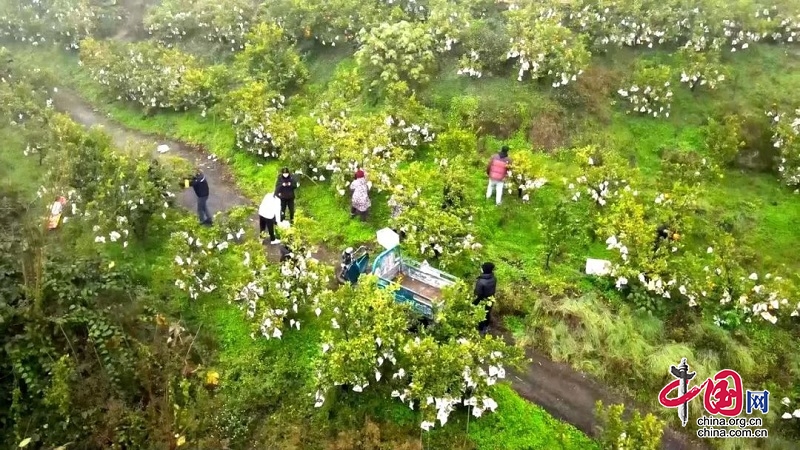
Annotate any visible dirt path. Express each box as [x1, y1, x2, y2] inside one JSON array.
[[51, 87, 340, 265], [52, 88, 251, 218], [52, 87, 706, 450], [495, 330, 708, 450]]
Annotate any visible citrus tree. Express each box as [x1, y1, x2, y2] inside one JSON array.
[[703, 115, 745, 168], [768, 107, 800, 189], [234, 22, 308, 90], [677, 45, 727, 91], [79, 38, 229, 114], [144, 0, 261, 51], [355, 20, 437, 89], [566, 145, 633, 209], [505, 4, 591, 86], [676, 232, 799, 328], [1, 72, 57, 166], [247, 221, 332, 339], [396, 283, 520, 430], [313, 278, 521, 431], [390, 197, 482, 267], [266, 0, 373, 45], [505, 150, 547, 202], [313, 277, 408, 404], [217, 80, 293, 158], [0, 0, 121, 49], [617, 61, 673, 118]]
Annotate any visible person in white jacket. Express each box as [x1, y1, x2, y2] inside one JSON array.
[[258, 192, 282, 244]]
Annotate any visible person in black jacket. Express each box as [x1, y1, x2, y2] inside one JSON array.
[[275, 167, 297, 223], [653, 223, 679, 253], [188, 170, 212, 225], [473, 262, 497, 336]]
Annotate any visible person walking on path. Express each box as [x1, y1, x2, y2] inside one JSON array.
[[486, 146, 512, 205], [188, 169, 212, 225], [473, 262, 497, 336], [258, 192, 282, 244], [275, 167, 297, 223], [349, 169, 371, 221]]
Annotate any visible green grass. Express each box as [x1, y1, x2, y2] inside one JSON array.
[[0, 126, 43, 197], [469, 384, 599, 450]]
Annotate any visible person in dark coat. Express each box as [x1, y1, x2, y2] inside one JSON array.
[[188, 170, 212, 225], [275, 167, 297, 223], [653, 224, 679, 253], [279, 243, 292, 263], [473, 262, 497, 336]]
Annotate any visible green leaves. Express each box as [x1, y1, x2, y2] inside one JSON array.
[[144, 0, 260, 51], [0, 0, 122, 49], [235, 22, 308, 91], [768, 107, 800, 189], [312, 276, 520, 429], [314, 277, 408, 394], [617, 61, 673, 118], [79, 38, 224, 113], [595, 401, 664, 450], [506, 5, 591, 86], [703, 115, 744, 168], [217, 80, 292, 158], [355, 21, 437, 90], [677, 45, 727, 91]]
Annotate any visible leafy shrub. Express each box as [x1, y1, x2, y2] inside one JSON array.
[[0, 0, 121, 49], [234, 22, 308, 91], [266, 0, 372, 45], [144, 0, 261, 51], [677, 45, 727, 91], [594, 401, 664, 450], [457, 17, 512, 77], [767, 107, 800, 189], [217, 80, 292, 158], [313, 277, 519, 432], [617, 61, 673, 118], [355, 21, 436, 89], [505, 150, 547, 202], [505, 5, 591, 87], [704, 115, 745, 167], [79, 38, 228, 113]]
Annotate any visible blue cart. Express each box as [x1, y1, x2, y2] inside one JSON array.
[[337, 246, 371, 285], [371, 246, 459, 318]]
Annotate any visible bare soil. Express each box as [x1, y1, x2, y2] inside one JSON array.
[[493, 329, 708, 450]]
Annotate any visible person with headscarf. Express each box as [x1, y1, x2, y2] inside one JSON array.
[[349, 169, 371, 221], [188, 169, 212, 225], [486, 146, 512, 205], [473, 262, 497, 336], [275, 167, 297, 223]]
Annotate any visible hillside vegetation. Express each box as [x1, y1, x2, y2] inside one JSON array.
[[2, 0, 800, 449]]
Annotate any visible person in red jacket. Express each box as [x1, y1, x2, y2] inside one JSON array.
[[486, 146, 512, 205]]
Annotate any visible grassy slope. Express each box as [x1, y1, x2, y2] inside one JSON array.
[[11, 41, 800, 446], [6, 45, 595, 448], [0, 126, 42, 196], [421, 45, 800, 274]]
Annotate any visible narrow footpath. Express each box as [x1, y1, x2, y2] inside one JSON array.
[[51, 88, 707, 450]]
